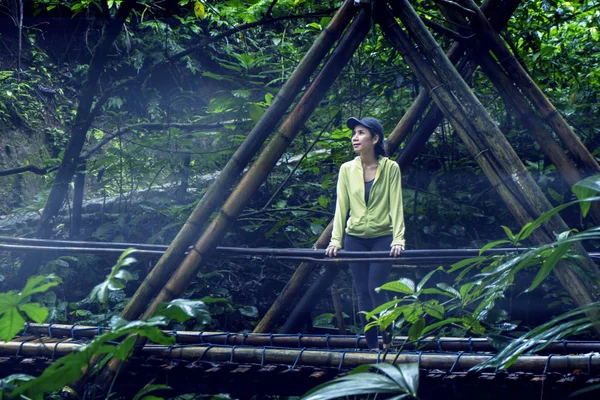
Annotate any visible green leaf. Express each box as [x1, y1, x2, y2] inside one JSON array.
[[303, 363, 419, 400], [572, 175, 600, 217], [527, 241, 572, 292], [408, 317, 426, 341], [153, 299, 210, 325], [238, 305, 258, 318], [423, 300, 444, 320], [448, 256, 485, 273], [378, 278, 415, 295], [0, 308, 25, 341], [416, 266, 442, 293], [436, 283, 461, 299], [18, 303, 48, 322], [248, 103, 265, 122], [421, 318, 463, 336], [133, 383, 171, 400], [479, 240, 511, 255], [500, 225, 515, 241]]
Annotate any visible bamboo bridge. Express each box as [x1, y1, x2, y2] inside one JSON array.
[[2, 324, 600, 398]]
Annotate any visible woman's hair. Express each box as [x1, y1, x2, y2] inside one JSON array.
[[373, 133, 386, 157]]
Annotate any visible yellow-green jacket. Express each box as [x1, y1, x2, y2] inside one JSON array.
[[329, 156, 405, 249]]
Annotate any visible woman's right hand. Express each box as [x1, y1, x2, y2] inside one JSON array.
[[325, 246, 339, 257]]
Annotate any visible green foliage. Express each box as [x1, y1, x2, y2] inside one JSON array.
[[303, 363, 420, 400], [0, 275, 61, 341], [473, 302, 600, 371], [88, 248, 137, 306], [153, 298, 211, 325], [3, 298, 207, 399]]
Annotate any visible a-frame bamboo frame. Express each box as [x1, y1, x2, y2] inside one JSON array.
[[76, 0, 600, 394]]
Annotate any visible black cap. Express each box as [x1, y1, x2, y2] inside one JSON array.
[[346, 117, 384, 140]]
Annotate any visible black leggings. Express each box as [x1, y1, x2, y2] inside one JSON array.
[[344, 234, 392, 349]]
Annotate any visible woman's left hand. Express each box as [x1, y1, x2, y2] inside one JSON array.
[[390, 244, 404, 257]]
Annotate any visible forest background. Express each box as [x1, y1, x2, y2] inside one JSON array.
[[0, 0, 599, 334]]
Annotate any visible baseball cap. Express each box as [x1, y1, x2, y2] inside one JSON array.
[[346, 117, 384, 140]]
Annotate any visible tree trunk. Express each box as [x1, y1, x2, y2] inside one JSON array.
[[120, 0, 358, 321], [7, 0, 139, 290], [70, 161, 86, 238]]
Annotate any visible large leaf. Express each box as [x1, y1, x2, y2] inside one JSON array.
[[0, 308, 25, 342], [408, 318, 426, 341], [416, 267, 442, 293], [378, 278, 415, 295], [18, 303, 49, 322], [153, 299, 210, 326], [527, 241, 572, 292], [472, 303, 600, 371], [303, 363, 419, 400], [572, 176, 600, 216]]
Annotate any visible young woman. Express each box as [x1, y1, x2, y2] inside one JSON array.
[[325, 117, 405, 350]]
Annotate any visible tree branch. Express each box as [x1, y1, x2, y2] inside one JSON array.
[[0, 164, 55, 177], [81, 120, 245, 159], [265, 0, 278, 18], [85, 8, 336, 126]]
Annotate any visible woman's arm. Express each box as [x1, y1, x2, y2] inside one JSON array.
[[329, 164, 350, 250], [389, 163, 406, 248]]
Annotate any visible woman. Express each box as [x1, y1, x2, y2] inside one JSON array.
[[325, 116, 405, 350]]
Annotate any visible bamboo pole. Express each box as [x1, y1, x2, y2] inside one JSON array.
[[331, 285, 347, 334], [379, 1, 600, 316], [0, 243, 511, 264], [279, 266, 341, 334], [23, 324, 600, 354], [437, 1, 600, 226], [119, 0, 358, 322], [92, 10, 373, 389], [455, 0, 600, 176], [475, 52, 600, 226], [256, 0, 521, 334], [2, 340, 600, 373]]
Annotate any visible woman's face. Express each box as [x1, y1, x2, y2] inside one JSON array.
[[351, 124, 378, 154]]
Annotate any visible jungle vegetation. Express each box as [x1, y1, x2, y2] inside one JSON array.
[[0, 0, 599, 398]]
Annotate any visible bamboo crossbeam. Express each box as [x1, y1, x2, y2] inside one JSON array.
[[2, 339, 599, 373]]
